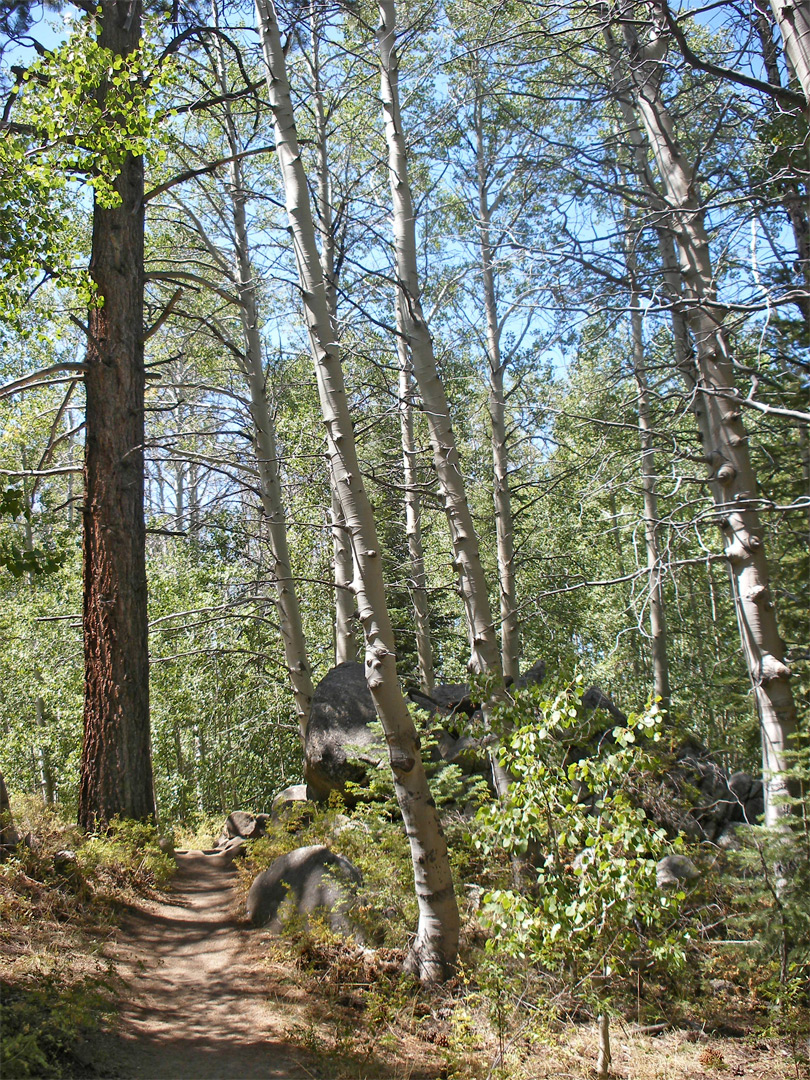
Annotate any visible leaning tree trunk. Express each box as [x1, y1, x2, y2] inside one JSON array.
[[377, 2, 505, 683], [619, 11, 798, 825], [78, 0, 154, 828], [396, 294, 436, 693], [255, 0, 459, 980], [213, 8, 315, 745], [473, 86, 520, 684], [752, 0, 810, 327], [378, 0, 512, 800]]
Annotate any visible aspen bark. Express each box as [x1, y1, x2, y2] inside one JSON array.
[[473, 87, 520, 683], [305, 3, 358, 664], [619, 12, 798, 824], [78, 0, 154, 828], [753, 0, 810, 325], [625, 233, 672, 712], [767, 0, 810, 105], [377, 0, 504, 688], [212, 6, 314, 745], [396, 294, 436, 693], [255, 0, 459, 979]]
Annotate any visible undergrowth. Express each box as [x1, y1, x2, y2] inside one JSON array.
[[0, 798, 174, 1078]]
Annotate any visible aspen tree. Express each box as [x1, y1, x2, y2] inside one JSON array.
[[212, 4, 315, 744], [376, 3, 506, 684], [302, 2, 358, 665], [472, 80, 521, 683], [624, 228, 672, 712], [254, 0, 459, 979], [396, 294, 436, 693], [615, 7, 798, 824], [767, 0, 810, 106]]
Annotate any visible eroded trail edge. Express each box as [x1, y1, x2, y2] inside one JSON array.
[[94, 850, 308, 1079]]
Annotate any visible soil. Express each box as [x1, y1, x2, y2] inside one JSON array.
[[85, 850, 311, 1080]]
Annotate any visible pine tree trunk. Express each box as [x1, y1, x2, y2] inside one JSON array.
[[619, 12, 798, 824], [0, 771, 19, 854], [78, 0, 154, 829], [255, 0, 459, 979], [213, 10, 315, 744]]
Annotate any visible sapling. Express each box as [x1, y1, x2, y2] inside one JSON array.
[[475, 680, 692, 1077]]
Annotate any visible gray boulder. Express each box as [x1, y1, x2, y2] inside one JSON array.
[[246, 844, 364, 938], [271, 783, 316, 820], [656, 854, 700, 888], [216, 810, 270, 847], [304, 662, 384, 800], [670, 746, 764, 841], [728, 771, 764, 825]]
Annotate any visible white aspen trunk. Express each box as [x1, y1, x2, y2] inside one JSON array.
[[625, 229, 672, 712], [377, 0, 504, 685], [188, 460, 199, 533], [331, 485, 357, 665], [474, 88, 520, 683], [35, 695, 55, 805], [193, 723, 205, 815], [768, 0, 810, 105], [396, 294, 436, 693], [255, 0, 459, 979], [213, 9, 315, 745], [307, 2, 358, 664], [377, 0, 512, 802], [175, 458, 185, 532], [620, 12, 798, 824], [630, 289, 672, 711]]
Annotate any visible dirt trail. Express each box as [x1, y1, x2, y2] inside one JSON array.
[[91, 850, 310, 1080]]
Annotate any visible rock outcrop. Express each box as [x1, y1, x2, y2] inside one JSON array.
[[304, 662, 384, 800], [246, 844, 365, 938]]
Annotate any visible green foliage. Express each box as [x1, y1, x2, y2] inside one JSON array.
[[475, 681, 691, 1008], [720, 734, 810, 1001], [344, 711, 490, 814], [77, 817, 175, 890], [0, 483, 68, 578], [0, 801, 172, 1077], [0, 974, 113, 1079]]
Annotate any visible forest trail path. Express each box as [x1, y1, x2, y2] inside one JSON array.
[[94, 850, 310, 1080]]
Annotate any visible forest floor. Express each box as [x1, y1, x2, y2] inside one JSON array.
[[80, 849, 312, 1079], [76, 851, 806, 1080], [3, 834, 807, 1080]]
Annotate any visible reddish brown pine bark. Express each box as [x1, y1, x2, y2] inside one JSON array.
[[78, 0, 154, 828]]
